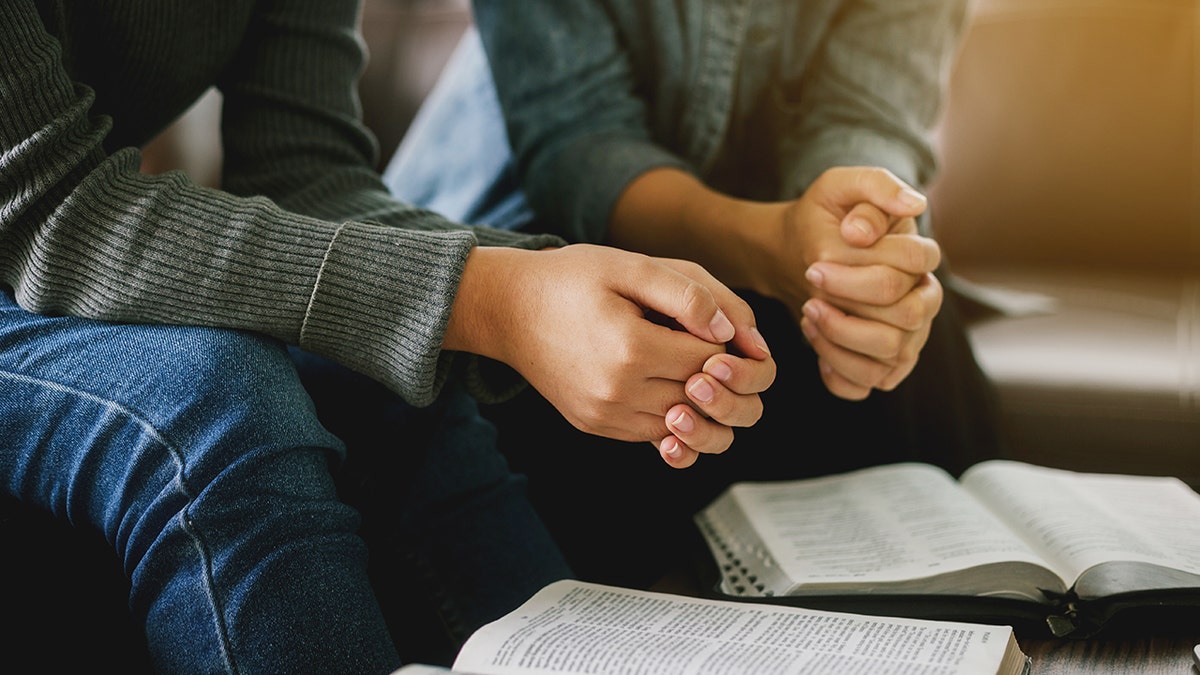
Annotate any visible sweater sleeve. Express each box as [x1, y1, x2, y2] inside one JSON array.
[[0, 1, 561, 406]]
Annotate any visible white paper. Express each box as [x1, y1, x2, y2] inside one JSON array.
[[709, 464, 1054, 590], [961, 461, 1200, 583], [452, 580, 1018, 675]]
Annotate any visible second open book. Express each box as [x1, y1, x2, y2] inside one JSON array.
[[694, 460, 1200, 638], [402, 579, 1029, 675]]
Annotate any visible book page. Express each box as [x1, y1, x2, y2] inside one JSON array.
[[960, 460, 1200, 590], [698, 463, 1058, 594], [452, 580, 1022, 675]]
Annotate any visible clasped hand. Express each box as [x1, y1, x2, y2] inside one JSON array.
[[453, 244, 776, 470], [771, 167, 944, 400]]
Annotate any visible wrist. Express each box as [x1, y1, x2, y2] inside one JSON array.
[[714, 198, 791, 299], [444, 246, 528, 363]]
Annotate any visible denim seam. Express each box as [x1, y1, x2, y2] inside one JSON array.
[[0, 367, 240, 674]]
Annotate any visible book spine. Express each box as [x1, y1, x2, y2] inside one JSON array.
[[694, 500, 791, 597]]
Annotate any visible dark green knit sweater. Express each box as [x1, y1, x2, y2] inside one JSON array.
[[0, 1, 561, 405]]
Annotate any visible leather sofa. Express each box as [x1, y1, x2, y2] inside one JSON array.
[[929, 0, 1199, 487]]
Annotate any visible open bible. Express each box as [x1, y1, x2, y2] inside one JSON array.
[[397, 579, 1029, 675], [693, 460, 1200, 638]]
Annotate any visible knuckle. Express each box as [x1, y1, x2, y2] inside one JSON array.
[[882, 331, 906, 359], [836, 382, 870, 401], [573, 416, 603, 438], [868, 362, 895, 388], [904, 240, 929, 272], [677, 279, 711, 319], [927, 275, 945, 308], [927, 240, 943, 270], [880, 272, 908, 303], [896, 297, 927, 332], [758, 359, 778, 390], [816, 167, 839, 185], [609, 334, 645, 370], [588, 380, 625, 412], [860, 166, 893, 191], [706, 427, 735, 455], [578, 398, 608, 425], [744, 397, 765, 426], [900, 236, 940, 273]]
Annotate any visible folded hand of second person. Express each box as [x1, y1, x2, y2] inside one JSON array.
[[774, 167, 944, 400]]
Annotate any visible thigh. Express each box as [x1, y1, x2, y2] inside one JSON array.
[[0, 292, 410, 673], [0, 293, 340, 531], [290, 348, 573, 664], [289, 346, 519, 518], [0, 292, 368, 670]]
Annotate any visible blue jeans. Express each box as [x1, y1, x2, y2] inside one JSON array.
[[0, 289, 570, 673]]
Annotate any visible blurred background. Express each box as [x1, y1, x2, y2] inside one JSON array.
[[927, 0, 1198, 485]]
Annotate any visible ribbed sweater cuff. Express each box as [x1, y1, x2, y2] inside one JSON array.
[[301, 222, 474, 406]]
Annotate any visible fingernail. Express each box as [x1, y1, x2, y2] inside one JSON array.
[[669, 408, 695, 433], [899, 186, 927, 210], [849, 216, 872, 238], [802, 301, 821, 321], [805, 266, 824, 288], [800, 318, 817, 340], [709, 310, 735, 342], [750, 326, 770, 355], [688, 377, 715, 404], [660, 436, 683, 459], [706, 359, 733, 382]]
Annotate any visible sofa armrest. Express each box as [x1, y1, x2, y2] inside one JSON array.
[[928, 0, 1200, 484]]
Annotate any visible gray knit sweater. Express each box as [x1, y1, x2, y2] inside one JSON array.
[[0, 1, 562, 405]]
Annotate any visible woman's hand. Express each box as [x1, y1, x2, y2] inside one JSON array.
[[445, 244, 775, 468]]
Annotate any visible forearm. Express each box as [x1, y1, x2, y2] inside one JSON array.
[[608, 168, 787, 298]]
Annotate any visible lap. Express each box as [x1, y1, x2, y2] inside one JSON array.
[[0, 292, 560, 668], [0, 292, 334, 673], [482, 289, 1004, 588]]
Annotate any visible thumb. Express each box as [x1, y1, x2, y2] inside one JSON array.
[[839, 202, 893, 248], [815, 166, 928, 221], [621, 259, 736, 345]]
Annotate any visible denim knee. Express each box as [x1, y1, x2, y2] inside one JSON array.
[[0, 298, 399, 672], [0, 309, 343, 530]]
